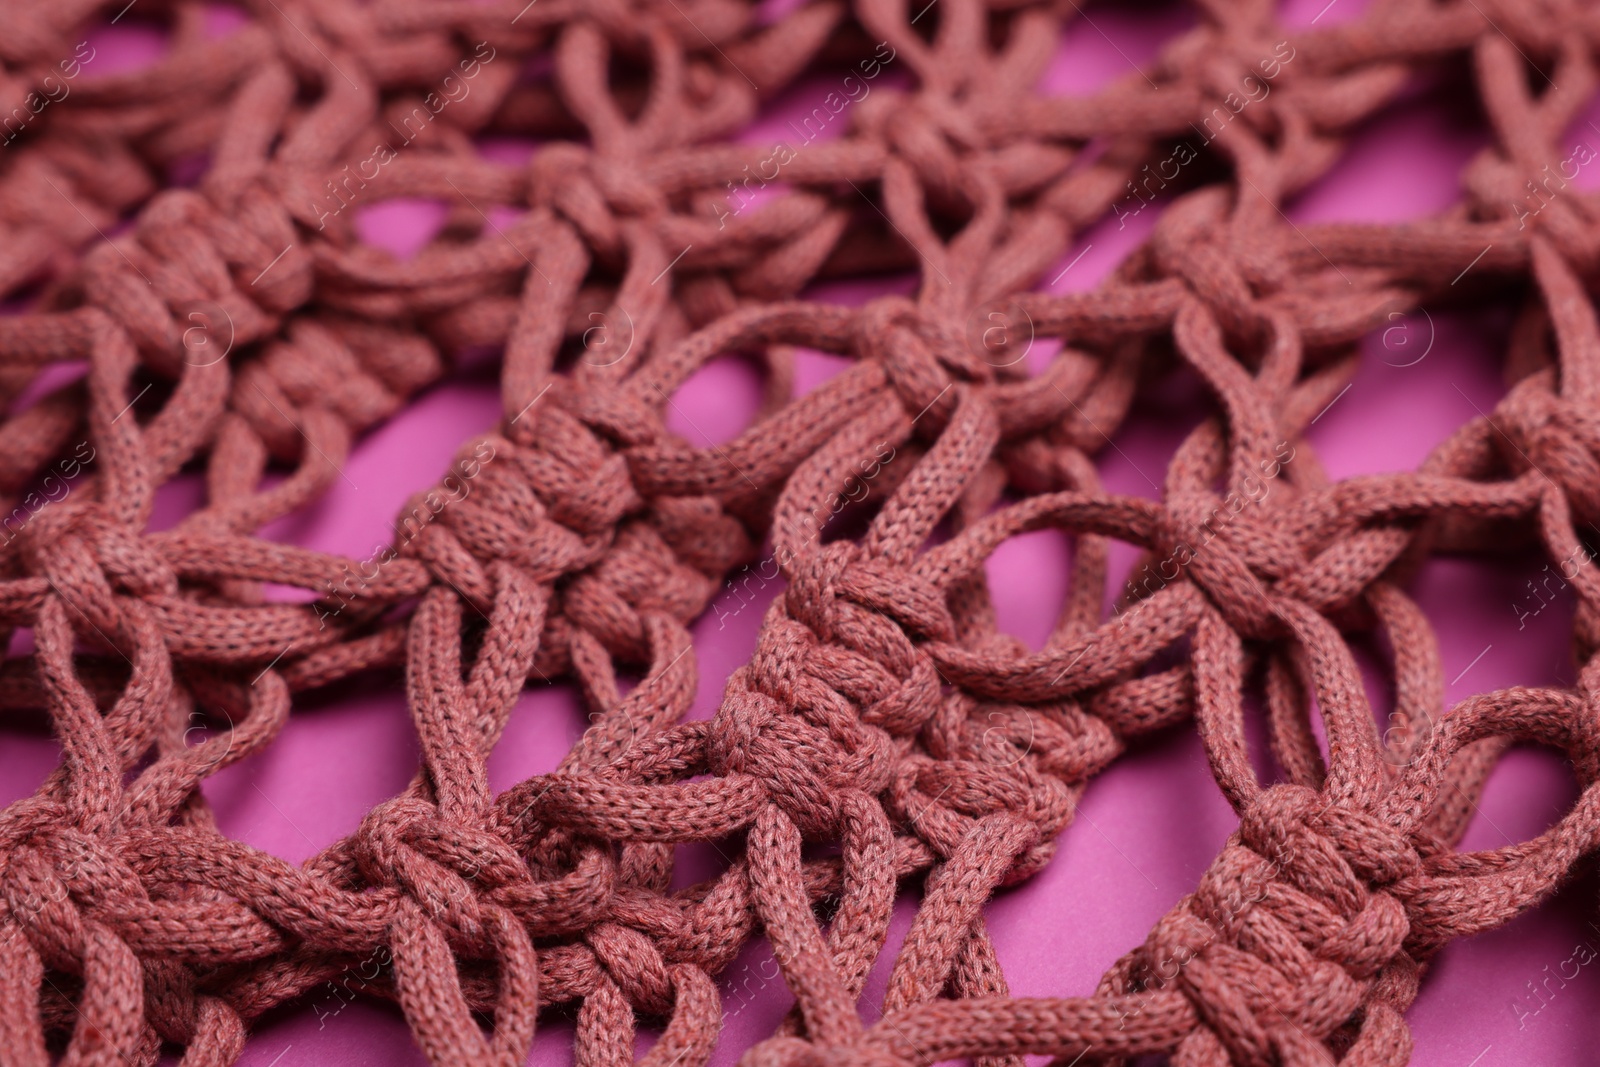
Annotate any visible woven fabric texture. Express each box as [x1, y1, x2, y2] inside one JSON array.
[[1, 0, 1599, 1065]]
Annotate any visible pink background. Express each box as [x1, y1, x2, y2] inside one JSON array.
[[4, 1, 1600, 1064]]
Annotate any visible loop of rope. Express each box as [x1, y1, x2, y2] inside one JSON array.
[[2, 1, 1600, 1065]]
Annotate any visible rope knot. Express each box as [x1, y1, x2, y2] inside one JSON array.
[[1135, 786, 1420, 1062], [354, 797, 527, 948], [782, 540, 860, 643], [1494, 372, 1600, 520], [585, 920, 676, 1016], [1160, 491, 1285, 640]]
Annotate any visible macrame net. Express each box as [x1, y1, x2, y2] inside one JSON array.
[[1, 0, 1599, 1064]]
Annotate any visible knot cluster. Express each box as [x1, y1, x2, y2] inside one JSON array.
[[3, 1, 1600, 1066]]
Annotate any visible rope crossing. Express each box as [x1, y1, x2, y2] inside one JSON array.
[[0, 0, 1598, 1064]]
